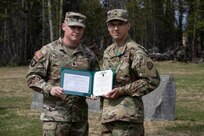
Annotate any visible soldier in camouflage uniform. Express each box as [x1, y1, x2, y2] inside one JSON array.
[[100, 9, 160, 136], [26, 12, 99, 136]]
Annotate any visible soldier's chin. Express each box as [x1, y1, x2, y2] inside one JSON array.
[[112, 33, 119, 36], [71, 37, 81, 42], [111, 35, 118, 38]]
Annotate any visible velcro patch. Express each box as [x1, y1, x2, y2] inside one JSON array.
[[147, 61, 153, 70], [35, 50, 44, 60]]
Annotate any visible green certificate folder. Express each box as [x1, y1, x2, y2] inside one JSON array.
[[60, 68, 114, 96]]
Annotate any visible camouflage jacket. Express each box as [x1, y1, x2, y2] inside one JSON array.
[[101, 36, 160, 123], [26, 38, 99, 122]]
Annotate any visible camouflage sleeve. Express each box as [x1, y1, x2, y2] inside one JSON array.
[[26, 46, 53, 96], [118, 49, 160, 97]]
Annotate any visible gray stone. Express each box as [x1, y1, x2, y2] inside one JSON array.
[[86, 98, 101, 112], [30, 92, 43, 111], [31, 74, 176, 121], [142, 74, 176, 121]]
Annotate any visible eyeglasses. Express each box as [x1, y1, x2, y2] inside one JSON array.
[[107, 22, 128, 29], [69, 26, 84, 30]]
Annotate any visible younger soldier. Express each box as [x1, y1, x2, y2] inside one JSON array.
[[26, 12, 99, 136], [101, 9, 160, 136]]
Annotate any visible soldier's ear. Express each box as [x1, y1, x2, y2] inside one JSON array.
[[127, 22, 131, 30], [62, 23, 66, 31]]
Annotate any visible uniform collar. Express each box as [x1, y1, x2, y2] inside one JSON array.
[[111, 35, 131, 57], [58, 37, 84, 55]]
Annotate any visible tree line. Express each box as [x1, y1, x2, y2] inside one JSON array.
[[0, 0, 203, 66]]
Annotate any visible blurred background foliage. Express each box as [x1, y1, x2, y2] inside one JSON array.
[[0, 0, 203, 66]]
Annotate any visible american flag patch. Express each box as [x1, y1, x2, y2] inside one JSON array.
[[35, 50, 44, 60]]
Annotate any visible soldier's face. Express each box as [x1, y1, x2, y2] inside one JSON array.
[[63, 23, 84, 43], [107, 20, 130, 41]]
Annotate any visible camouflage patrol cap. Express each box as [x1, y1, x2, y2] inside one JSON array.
[[64, 12, 86, 28], [106, 9, 129, 23]]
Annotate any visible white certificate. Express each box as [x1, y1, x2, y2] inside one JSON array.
[[93, 70, 113, 96], [63, 74, 90, 93]]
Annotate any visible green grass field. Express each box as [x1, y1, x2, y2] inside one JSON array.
[[0, 61, 204, 136]]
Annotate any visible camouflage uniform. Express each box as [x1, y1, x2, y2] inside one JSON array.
[[101, 9, 160, 136], [26, 12, 99, 136]]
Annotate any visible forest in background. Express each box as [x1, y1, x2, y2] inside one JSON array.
[[0, 0, 203, 66]]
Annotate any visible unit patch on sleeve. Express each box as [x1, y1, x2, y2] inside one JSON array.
[[147, 61, 153, 70]]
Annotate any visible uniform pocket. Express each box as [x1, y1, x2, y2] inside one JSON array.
[[43, 122, 57, 131]]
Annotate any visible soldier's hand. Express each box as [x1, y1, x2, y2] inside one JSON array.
[[50, 86, 64, 97], [103, 88, 119, 99]]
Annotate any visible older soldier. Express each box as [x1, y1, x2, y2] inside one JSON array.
[[101, 9, 160, 136], [26, 12, 99, 136]]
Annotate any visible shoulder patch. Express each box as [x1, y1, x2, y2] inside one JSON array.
[[35, 50, 44, 60], [147, 61, 153, 70]]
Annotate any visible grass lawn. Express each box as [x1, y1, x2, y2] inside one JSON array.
[[0, 61, 204, 136]]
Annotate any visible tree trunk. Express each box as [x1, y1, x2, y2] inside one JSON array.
[[48, 0, 54, 42], [42, 0, 45, 45], [59, 0, 63, 37], [191, 0, 199, 61]]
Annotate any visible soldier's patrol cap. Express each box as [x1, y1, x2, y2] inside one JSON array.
[[64, 12, 86, 28], [106, 9, 129, 23]]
